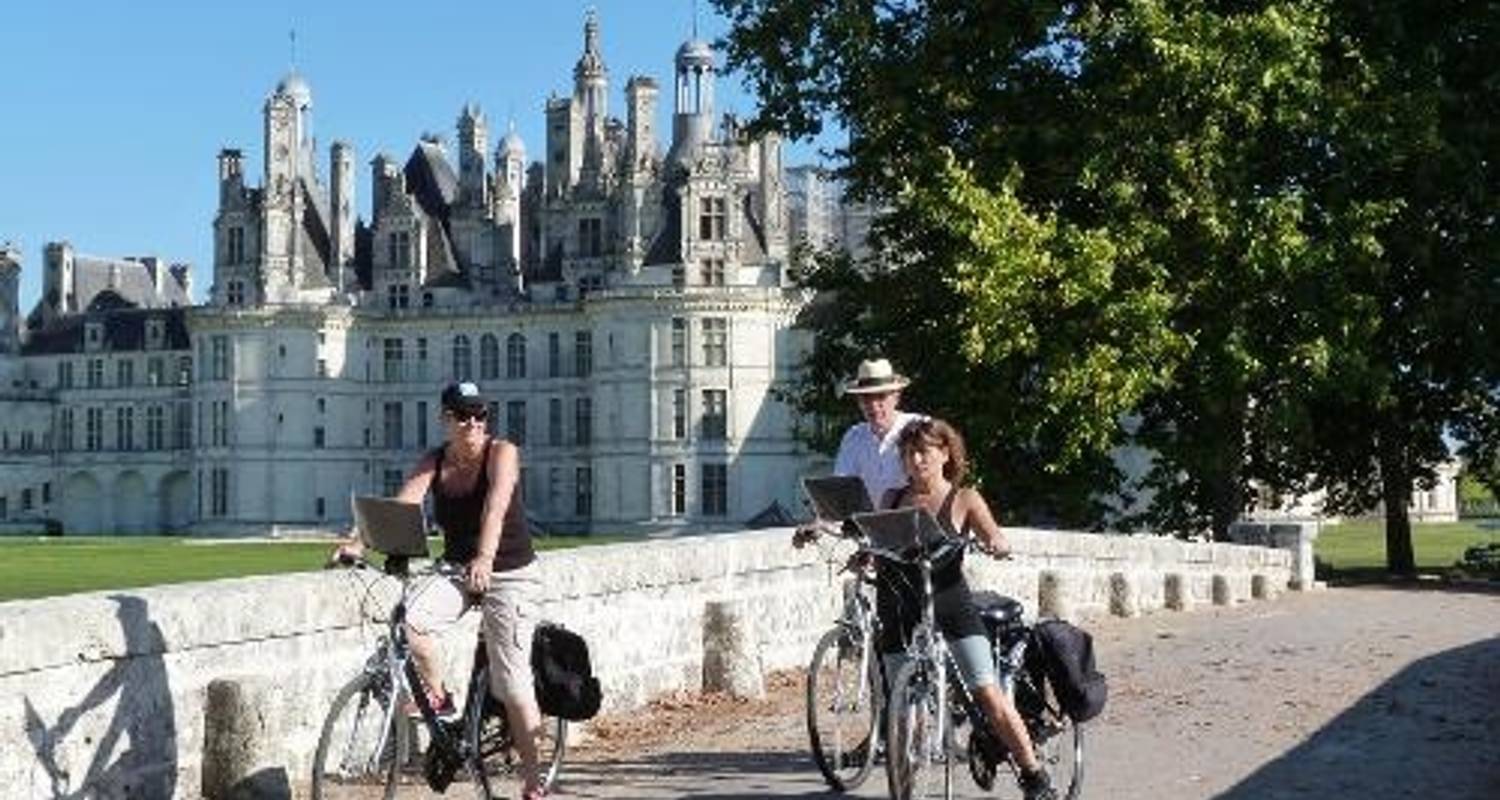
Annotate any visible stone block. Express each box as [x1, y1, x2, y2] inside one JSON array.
[[1211, 574, 1232, 606], [1163, 573, 1193, 611], [1108, 572, 1140, 618], [1038, 571, 1073, 620], [701, 600, 764, 699]]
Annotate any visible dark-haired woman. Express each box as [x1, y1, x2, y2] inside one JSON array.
[[881, 417, 1056, 800]]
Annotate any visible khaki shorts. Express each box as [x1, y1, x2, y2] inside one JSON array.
[[406, 562, 541, 705]]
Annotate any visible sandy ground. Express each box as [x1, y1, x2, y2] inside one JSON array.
[[372, 584, 1500, 799]]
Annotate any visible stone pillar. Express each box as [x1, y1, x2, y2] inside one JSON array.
[[202, 678, 292, 799], [702, 600, 765, 699], [1270, 522, 1323, 591], [1164, 573, 1193, 611], [1108, 572, 1140, 618], [1211, 574, 1232, 606], [1038, 570, 1072, 620]]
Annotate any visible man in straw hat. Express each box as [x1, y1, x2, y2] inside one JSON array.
[[834, 357, 925, 508]]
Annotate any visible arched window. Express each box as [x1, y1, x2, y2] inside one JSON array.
[[452, 335, 473, 381], [506, 333, 527, 379], [480, 333, 500, 380]]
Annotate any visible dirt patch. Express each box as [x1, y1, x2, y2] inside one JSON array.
[[578, 670, 804, 760]]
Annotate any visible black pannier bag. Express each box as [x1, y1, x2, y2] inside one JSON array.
[[531, 622, 603, 721], [1027, 618, 1107, 723]]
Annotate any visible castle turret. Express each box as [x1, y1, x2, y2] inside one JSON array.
[[494, 125, 526, 268], [758, 131, 788, 263], [0, 243, 20, 354], [42, 241, 75, 316], [330, 140, 356, 289], [217, 148, 245, 207], [625, 75, 658, 176], [574, 10, 609, 185], [457, 104, 489, 209], [670, 38, 716, 163]]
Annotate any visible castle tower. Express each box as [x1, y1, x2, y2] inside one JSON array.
[[0, 243, 20, 354], [494, 124, 527, 269], [330, 140, 356, 290], [758, 131, 788, 263], [625, 75, 658, 175], [261, 72, 313, 299], [670, 38, 716, 162], [42, 241, 75, 316], [545, 95, 576, 198], [457, 104, 489, 209], [574, 10, 609, 185]]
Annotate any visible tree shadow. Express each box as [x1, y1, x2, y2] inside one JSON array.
[[1321, 569, 1500, 597], [566, 749, 852, 798], [1215, 636, 1500, 799], [21, 594, 177, 799]]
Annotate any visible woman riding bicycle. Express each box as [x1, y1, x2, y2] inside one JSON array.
[[333, 381, 548, 800], [881, 417, 1057, 800]]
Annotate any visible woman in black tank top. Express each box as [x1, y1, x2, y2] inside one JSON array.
[[336, 381, 546, 798], [885, 418, 1058, 798]]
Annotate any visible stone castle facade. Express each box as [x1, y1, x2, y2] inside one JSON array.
[[0, 14, 849, 535]]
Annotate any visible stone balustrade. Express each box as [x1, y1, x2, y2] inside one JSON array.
[[0, 525, 1296, 798]]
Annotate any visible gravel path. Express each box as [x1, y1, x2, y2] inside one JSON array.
[[374, 584, 1500, 799]]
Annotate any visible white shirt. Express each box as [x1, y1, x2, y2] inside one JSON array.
[[834, 411, 925, 509]]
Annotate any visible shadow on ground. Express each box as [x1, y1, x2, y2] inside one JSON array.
[[568, 749, 850, 799], [1216, 636, 1500, 799]]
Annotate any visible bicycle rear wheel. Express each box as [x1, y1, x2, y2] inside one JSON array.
[[885, 659, 952, 800], [311, 672, 410, 800], [806, 625, 880, 791], [1018, 675, 1084, 800], [468, 664, 568, 798]]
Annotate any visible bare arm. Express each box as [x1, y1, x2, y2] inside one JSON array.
[[396, 452, 438, 504], [959, 487, 1010, 557], [467, 439, 520, 592]]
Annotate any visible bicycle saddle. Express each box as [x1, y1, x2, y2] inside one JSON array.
[[976, 596, 1025, 628]]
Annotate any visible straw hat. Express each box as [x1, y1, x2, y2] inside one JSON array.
[[842, 358, 910, 395]]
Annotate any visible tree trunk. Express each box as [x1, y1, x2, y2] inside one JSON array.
[[1382, 463, 1417, 576]]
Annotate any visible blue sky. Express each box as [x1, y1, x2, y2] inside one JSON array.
[[1, 1, 836, 312]]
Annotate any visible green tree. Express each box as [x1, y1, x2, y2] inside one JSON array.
[[718, 0, 1185, 524], [1292, 0, 1500, 573]]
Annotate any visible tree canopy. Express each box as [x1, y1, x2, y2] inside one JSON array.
[[717, 0, 1500, 567]]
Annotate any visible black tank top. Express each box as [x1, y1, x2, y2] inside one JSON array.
[[875, 486, 984, 653], [432, 438, 535, 571]]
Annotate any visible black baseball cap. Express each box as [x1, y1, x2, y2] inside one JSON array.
[[440, 381, 487, 415]]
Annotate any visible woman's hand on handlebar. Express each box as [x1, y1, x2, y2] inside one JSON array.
[[327, 531, 366, 568]]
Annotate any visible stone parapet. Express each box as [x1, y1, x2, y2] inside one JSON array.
[[0, 526, 1293, 798]]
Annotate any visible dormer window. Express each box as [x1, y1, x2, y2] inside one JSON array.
[[698, 196, 727, 240], [146, 318, 164, 348], [85, 321, 104, 351]]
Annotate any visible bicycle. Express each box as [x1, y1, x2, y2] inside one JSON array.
[[311, 555, 567, 799], [805, 537, 886, 791], [880, 534, 1085, 800]]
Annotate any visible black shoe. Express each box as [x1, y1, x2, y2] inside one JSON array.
[[1020, 768, 1058, 800]]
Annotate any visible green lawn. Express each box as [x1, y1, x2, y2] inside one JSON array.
[[0, 535, 626, 603], [1315, 519, 1500, 576]]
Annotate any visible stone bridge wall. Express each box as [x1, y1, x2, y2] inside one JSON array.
[[0, 526, 1297, 798]]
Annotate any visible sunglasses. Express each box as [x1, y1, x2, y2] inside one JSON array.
[[447, 408, 489, 423]]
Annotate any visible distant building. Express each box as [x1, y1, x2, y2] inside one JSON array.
[[0, 14, 843, 535]]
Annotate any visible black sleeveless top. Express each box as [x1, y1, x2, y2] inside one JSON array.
[[431, 437, 535, 572], [875, 486, 985, 654]]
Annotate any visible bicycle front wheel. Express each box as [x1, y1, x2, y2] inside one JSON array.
[[806, 625, 880, 791], [885, 659, 951, 800], [468, 664, 568, 798], [311, 672, 410, 800]]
